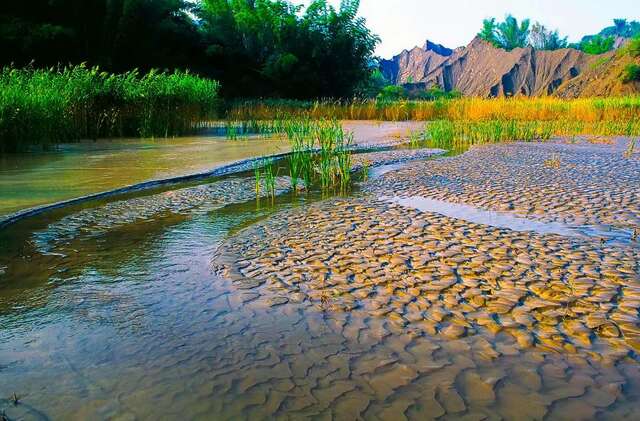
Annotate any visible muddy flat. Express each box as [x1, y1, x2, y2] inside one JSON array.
[[1, 138, 638, 419]]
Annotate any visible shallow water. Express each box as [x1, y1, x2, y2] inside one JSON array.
[[0, 121, 422, 218], [1, 140, 639, 419], [387, 195, 636, 246], [0, 136, 288, 217]]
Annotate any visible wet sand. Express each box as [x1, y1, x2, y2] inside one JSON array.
[[211, 139, 640, 419], [1, 138, 639, 419]]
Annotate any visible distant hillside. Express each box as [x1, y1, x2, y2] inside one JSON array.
[[380, 40, 453, 85], [556, 51, 640, 98], [380, 37, 606, 97]]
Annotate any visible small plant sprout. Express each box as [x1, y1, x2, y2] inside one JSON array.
[[624, 138, 636, 158], [263, 158, 278, 201], [361, 160, 371, 181], [254, 161, 262, 197]]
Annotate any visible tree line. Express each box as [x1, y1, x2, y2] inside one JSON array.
[[0, 0, 379, 99], [478, 16, 640, 54]]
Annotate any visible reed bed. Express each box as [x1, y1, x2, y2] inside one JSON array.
[[0, 65, 219, 152], [252, 118, 354, 197], [227, 97, 640, 124], [422, 119, 640, 152]]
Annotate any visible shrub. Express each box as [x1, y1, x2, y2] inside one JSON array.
[[377, 85, 407, 101], [621, 64, 640, 83], [625, 36, 640, 57]]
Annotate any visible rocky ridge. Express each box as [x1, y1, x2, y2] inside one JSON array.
[[380, 37, 638, 97]]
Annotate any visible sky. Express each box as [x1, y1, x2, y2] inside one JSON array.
[[298, 0, 639, 58]]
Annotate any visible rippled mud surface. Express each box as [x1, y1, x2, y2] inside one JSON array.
[[1, 140, 640, 420]]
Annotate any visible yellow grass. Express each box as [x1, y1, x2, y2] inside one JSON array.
[[228, 97, 640, 124]]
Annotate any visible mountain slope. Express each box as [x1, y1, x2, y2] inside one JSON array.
[[380, 40, 452, 84], [556, 52, 640, 97], [381, 37, 609, 97]]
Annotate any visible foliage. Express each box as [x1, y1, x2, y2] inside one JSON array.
[[198, 0, 379, 98], [0, 0, 379, 100], [496, 15, 531, 50], [587, 19, 640, 41], [580, 35, 615, 55], [478, 15, 530, 50], [624, 35, 640, 58], [478, 18, 500, 47], [357, 68, 389, 98], [414, 87, 463, 101], [423, 118, 640, 153], [377, 85, 407, 101], [621, 64, 640, 83], [0, 0, 201, 72], [0, 65, 219, 153], [529, 23, 568, 50]]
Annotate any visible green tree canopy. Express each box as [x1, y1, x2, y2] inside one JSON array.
[[0, 0, 380, 99], [580, 35, 615, 54], [198, 0, 379, 98], [477, 15, 530, 50]]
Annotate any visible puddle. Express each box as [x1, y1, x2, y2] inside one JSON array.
[[368, 163, 408, 179], [386, 195, 636, 245]]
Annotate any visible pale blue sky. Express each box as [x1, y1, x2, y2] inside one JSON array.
[[299, 0, 639, 58]]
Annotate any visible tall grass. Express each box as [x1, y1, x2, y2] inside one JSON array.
[[227, 97, 640, 124], [423, 119, 640, 152], [249, 118, 356, 197], [0, 65, 219, 152]]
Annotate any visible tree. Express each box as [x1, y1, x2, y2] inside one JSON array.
[[198, 0, 379, 98], [0, 0, 202, 72], [614, 18, 627, 32], [478, 18, 499, 47], [477, 15, 530, 50], [580, 35, 615, 54], [529, 22, 568, 50], [495, 15, 530, 50]]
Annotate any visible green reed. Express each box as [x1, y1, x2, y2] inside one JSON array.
[[423, 119, 640, 152], [254, 161, 262, 196], [253, 158, 278, 201], [0, 65, 220, 153], [263, 159, 277, 200], [268, 118, 355, 193]]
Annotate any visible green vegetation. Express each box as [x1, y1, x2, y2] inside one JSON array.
[[477, 17, 640, 53], [621, 64, 640, 83], [529, 23, 568, 50], [579, 35, 615, 55], [624, 35, 640, 57], [0, 65, 219, 153], [422, 119, 640, 153], [0, 0, 379, 100], [248, 118, 355, 195], [584, 19, 640, 43], [478, 15, 531, 50], [0, 0, 201, 72]]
